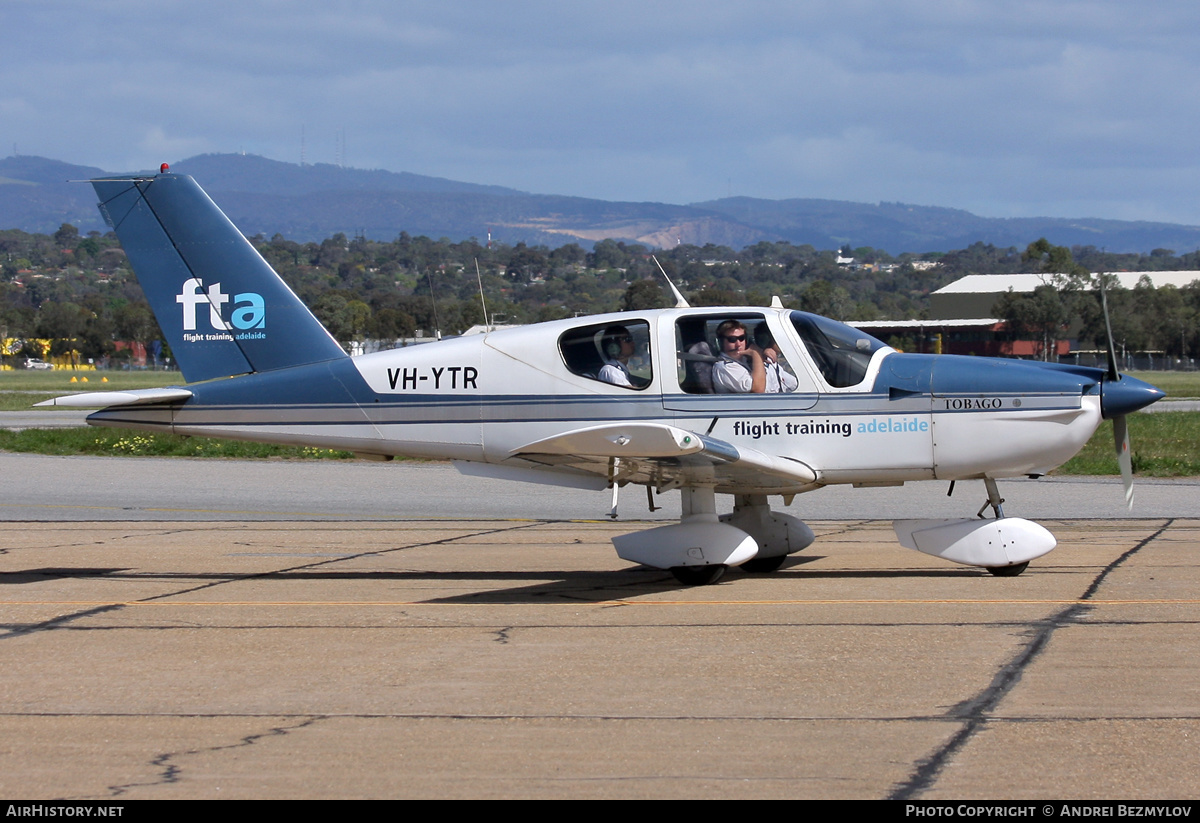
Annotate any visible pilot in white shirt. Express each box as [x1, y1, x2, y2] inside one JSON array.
[[598, 325, 636, 388], [711, 319, 766, 394]]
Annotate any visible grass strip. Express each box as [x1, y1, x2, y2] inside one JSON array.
[[1054, 411, 1200, 476], [0, 427, 355, 460]]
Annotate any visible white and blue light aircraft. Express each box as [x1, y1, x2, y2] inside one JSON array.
[[42, 170, 1165, 584]]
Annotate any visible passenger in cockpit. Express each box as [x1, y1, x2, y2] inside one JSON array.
[[598, 325, 637, 388], [752, 323, 798, 393]]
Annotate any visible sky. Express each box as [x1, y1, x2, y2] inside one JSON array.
[[6, 0, 1200, 225]]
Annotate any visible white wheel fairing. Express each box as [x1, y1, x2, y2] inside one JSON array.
[[893, 517, 1057, 567], [612, 521, 758, 570]]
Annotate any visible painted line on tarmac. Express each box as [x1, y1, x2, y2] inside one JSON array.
[[4, 598, 1198, 607]]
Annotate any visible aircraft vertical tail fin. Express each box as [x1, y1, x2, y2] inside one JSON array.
[[93, 172, 348, 383]]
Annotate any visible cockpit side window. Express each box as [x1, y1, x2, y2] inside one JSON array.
[[559, 320, 652, 390], [676, 313, 800, 394], [790, 311, 886, 388]]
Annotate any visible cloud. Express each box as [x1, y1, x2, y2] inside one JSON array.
[[136, 127, 214, 166], [5, 1, 1200, 223]]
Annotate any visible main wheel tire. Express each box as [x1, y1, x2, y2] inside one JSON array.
[[740, 554, 787, 573], [987, 561, 1029, 577], [669, 564, 727, 585]]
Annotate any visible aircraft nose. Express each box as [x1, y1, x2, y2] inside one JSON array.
[[1101, 374, 1166, 419]]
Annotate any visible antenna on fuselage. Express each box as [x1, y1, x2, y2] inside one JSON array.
[[426, 268, 442, 340], [652, 255, 690, 308], [475, 258, 491, 332]]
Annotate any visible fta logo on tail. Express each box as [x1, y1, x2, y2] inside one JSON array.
[[176, 278, 265, 331]]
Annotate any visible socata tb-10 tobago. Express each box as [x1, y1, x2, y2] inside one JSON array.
[[42, 167, 1165, 585]]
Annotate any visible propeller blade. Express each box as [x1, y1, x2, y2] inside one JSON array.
[[1113, 415, 1134, 510], [1099, 274, 1120, 382], [1100, 273, 1142, 509]]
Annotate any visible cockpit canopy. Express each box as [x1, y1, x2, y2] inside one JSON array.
[[555, 308, 889, 394]]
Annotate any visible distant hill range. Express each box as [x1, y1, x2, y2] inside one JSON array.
[[4, 152, 1200, 255]]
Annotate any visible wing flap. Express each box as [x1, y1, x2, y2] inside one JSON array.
[[514, 422, 706, 458], [510, 422, 817, 492]]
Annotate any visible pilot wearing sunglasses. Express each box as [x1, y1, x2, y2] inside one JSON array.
[[711, 319, 767, 394]]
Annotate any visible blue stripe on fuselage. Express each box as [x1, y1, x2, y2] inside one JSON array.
[[88, 351, 1100, 432]]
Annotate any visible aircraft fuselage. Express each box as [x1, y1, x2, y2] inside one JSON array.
[[88, 306, 1127, 496]]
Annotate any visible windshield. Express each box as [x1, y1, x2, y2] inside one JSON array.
[[790, 311, 886, 388]]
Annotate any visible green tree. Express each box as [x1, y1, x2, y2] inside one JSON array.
[[114, 300, 159, 347], [312, 293, 371, 346], [372, 308, 416, 341], [620, 279, 667, 311], [1023, 238, 1088, 277], [799, 280, 853, 319], [994, 284, 1069, 361], [690, 288, 740, 307], [993, 239, 1093, 360], [1152, 284, 1192, 359], [53, 223, 79, 247]]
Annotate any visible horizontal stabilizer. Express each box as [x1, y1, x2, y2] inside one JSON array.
[[35, 387, 194, 409], [453, 460, 608, 491]]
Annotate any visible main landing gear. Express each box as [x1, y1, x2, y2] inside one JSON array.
[[613, 478, 1055, 585], [739, 554, 788, 573], [669, 564, 728, 586], [611, 489, 815, 586]]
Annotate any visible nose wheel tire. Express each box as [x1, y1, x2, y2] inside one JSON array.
[[669, 565, 728, 585], [987, 561, 1029, 577]]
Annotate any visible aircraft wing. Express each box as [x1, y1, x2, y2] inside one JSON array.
[[509, 422, 818, 493], [34, 388, 194, 408]]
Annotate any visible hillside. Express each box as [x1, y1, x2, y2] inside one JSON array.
[[4, 153, 1200, 254]]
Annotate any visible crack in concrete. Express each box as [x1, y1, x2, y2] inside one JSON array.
[[888, 518, 1174, 800], [106, 716, 322, 798]]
